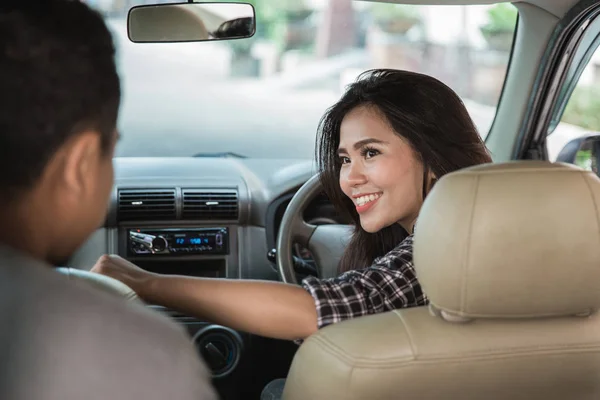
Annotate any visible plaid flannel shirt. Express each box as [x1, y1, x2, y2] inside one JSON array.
[[301, 234, 428, 330]]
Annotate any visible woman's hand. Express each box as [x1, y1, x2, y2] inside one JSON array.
[[91, 255, 156, 299]]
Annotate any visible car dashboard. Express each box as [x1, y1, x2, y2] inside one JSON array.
[[72, 156, 350, 278]]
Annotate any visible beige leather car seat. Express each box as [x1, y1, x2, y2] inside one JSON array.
[[283, 161, 600, 400]]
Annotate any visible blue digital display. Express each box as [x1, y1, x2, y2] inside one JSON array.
[[174, 237, 210, 246]]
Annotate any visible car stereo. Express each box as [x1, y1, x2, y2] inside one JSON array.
[[127, 228, 228, 256]]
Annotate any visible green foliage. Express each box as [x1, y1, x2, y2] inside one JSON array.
[[562, 84, 600, 131], [481, 3, 518, 32], [574, 149, 593, 170]]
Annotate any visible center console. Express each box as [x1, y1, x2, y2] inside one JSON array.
[[119, 225, 244, 391]]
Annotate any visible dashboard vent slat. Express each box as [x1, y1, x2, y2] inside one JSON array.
[[117, 189, 176, 221], [182, 190, 239, 220]]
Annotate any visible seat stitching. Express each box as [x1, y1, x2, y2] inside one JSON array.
[[462, 175, 480, 313], [310, 333, 600, 368], [395, 310, 417, 357]]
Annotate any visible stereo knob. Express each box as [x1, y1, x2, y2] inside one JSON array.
[[151, 236, 168, 252], [193, 325, 243, 379]]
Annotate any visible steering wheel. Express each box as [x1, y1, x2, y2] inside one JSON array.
[[276, 173, 353, 285], [56, 267, 141, 303]]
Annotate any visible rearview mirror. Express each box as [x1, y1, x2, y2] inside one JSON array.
[[556, 133, 600, 176], [127, 2, 255, 43]]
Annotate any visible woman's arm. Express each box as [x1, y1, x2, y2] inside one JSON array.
[[91, 255, 318, 341], [91, 234, 423, 341]]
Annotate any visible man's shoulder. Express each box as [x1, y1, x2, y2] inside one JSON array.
[[0, 249, 217, 400], [0, 248, 175, 336]]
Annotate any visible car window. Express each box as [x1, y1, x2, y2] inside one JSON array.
[[84, 0, 517, 158], [546, 14, 600, 161]]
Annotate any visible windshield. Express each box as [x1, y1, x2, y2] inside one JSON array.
[[86, 0, 517, 158]]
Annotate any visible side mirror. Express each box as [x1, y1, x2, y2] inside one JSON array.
[[555, 133, 600, 175], [127, 2, 255, 43]]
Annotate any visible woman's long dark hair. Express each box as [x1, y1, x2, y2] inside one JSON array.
[[316, 69, 492, 273]]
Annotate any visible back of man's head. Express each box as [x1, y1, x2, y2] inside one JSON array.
[[0, 0, 121, 265]]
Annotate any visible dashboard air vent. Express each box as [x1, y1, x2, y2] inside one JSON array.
[[182, 190, 238, 220], [117, 189, 176, 221]]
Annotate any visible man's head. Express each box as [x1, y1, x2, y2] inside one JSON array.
[[0, 1, 120, 265]]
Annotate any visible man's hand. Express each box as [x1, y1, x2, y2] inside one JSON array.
[[91, 255, 155, 298]]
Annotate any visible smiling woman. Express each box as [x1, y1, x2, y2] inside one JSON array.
[[81, 0, 517, 158], [317, 69, 492, 273]]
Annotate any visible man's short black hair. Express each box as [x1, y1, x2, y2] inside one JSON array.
[[0, 0, 120, 200]]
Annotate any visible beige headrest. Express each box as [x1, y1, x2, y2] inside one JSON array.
[[414, 161, 600, 320]]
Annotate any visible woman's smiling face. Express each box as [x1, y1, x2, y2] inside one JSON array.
[[338, 106, 426, 233]]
